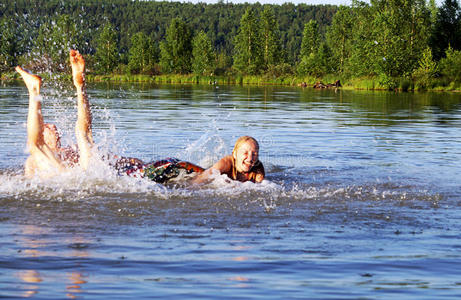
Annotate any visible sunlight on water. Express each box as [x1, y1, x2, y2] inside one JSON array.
[[0, 84, 453, 220], [1, 84, 460, 299]]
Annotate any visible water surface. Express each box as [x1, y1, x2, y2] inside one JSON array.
[[1, 82, 461, 299]]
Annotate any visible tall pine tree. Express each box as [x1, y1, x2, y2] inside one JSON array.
[[160, 18, 193, 74], [370, 0, 431, 87], [327, 6, 354, 74], [33, 15, 81, 72], [233, 7, 263, 75], [94, 23, 120, 74], [261, 6, 282, 68], [300, 20, 319, 59], [128, 32, 158, 74], [298, 19, 320, 76], [192, 30, 215, 75], [0, 18, 17, 72], [430, 0, 461, 60]]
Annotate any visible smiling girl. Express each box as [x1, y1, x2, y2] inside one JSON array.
[[194, 136, 265, 184]]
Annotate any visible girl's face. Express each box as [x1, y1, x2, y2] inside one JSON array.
[[233, 140, 259, 173], [43, 124, 61, 150]]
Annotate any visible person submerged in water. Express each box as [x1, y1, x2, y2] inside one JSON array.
[[193, 136, 265, 184], [17, 50, 203, 182], [42, 123, 79, 165], [17, 51, 263, 184], [16, 50, 90, 177]]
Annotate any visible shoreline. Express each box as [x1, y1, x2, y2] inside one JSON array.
[[2, 72, 461, 93]]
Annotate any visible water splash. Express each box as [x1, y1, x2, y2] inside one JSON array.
[[178, 132, 228, 168], [1, 83, 446, 220]]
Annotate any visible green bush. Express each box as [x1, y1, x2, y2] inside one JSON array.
[[266, 63, 294, 78], [439, 47, 461, 83], [412, 47, 438, 90]]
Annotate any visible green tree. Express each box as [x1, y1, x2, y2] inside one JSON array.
[[345, 1, 376, 77], [160, 18, 193, 74], [215, 50, 232, 75], [261, 6, 282, 68], [439, 46, 461, 82], [326, 6, 354, 74], [430, 0, 461, 60], [1, 1, 339, 73], [300, 20, 319, 59], [340, 0, 430, 88], [128, 32, 158, 74], [428, 0, 438, 27], [371, 0, 431, 88], [412, 47, 438, 88], [33, 15, 81, 72], [297, 42, 333, 77], [233, 7, 263, 75], [427, 0, 439, 61], [0, 18, 17, 72], [94, 23, 119, 74], [297, 53, 319, 76], [317, 42, 334, 74], [192, 30, 215, 75], [297, 19, 321, 76]]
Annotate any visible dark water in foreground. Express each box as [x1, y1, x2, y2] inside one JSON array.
[[0, 83, 460, 299]]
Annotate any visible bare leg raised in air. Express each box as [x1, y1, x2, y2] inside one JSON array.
[[70, 50, 93, 170], [16, 66, 65, 177]]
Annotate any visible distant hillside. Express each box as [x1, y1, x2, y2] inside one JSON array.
[[0, 0, 337, 64]]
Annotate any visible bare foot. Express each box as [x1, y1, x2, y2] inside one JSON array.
[[15, 66, 42, 96], [70, 50, 85, 88]]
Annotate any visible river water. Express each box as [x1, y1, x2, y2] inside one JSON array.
[[0, 82, 460, 299]]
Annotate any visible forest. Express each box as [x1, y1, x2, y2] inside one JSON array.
[[1, 0, 461, 90]]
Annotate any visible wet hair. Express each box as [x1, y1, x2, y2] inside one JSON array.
[[43, 123, 61, 148], [44, 123, 58, 133], [232, 136, 259, 156], [231, 136, 260, 180]]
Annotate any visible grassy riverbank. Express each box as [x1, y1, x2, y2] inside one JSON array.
[[2, 72, 461, 92]]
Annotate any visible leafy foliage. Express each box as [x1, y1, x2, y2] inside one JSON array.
[[0, 18, 18, 72], [329, 0, 432, 89], [261, 6, 282, 67], [326, 6, 353, 74], [128, 32, 158, 74], [430, 0, 461, 60], [0, 0, 336, 72], [233, 8, 263, 75], [371, 0, 430, 88], [412, 47, 438, 89], [439, 46, 461, 82], [298, 20, 335, 77], [0, 0, 460, 88], [94, 23, 119, 74], [300, 20, 319, 59], [160, 18, 193, 74], [192, 31, 215, 76]]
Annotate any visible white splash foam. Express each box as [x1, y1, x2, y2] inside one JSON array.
[[178, 132, 228, 168], [0, 148, 169, 200]]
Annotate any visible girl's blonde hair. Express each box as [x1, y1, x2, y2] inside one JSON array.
[[231, 136, 260, 180], [232, 136, 259, 156]]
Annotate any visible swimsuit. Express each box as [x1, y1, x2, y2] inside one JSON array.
[[116, 157, 204, 183]]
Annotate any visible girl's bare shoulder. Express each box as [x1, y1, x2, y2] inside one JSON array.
[[213, 155, 233, 171]]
